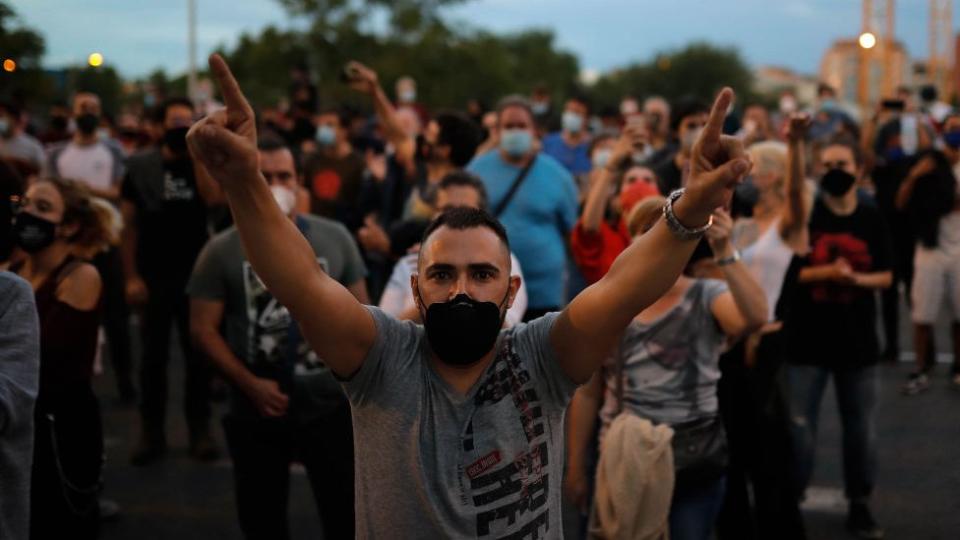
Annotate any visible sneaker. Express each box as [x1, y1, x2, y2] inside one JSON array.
[[130, 435, 166, 467], [901, 372, 930, 395], [846, 503, 884, 539], [99, 498, 121, 521]]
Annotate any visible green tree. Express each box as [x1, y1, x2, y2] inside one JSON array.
[[0, 1, 54, 106], [589, 42, 755, 110]]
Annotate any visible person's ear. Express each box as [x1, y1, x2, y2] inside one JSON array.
[[411, 274, 424, 311], [506, 274, 521, 309], [59, 220, 80, 240]]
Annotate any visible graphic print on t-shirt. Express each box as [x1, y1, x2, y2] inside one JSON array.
[[311, 169, 343, 201], [458, 335, 552, 539], [163, 171, 196, 202], [809, 231, 873, 303], [242, 259, 328, 375]]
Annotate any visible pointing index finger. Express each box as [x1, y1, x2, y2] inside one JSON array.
[[703, 87, 734, 144], [209, 53, 250, 114]]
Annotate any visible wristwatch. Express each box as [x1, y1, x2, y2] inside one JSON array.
[[715, 250, 741, 267], [663, 188, 713, 241]]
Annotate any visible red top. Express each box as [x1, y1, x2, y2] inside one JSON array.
[[570, 218, 632, 284]]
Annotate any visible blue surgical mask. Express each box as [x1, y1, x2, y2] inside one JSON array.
[[500, 129, 533, 157], [944, 131, 960, 149], [562, 111, 584, 134], [315, 125, 336, 147]]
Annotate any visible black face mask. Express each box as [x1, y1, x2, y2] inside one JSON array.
[[76, 113, 100, 135], [163, 126, 190, 154], [13, 212, 57, 253], [820, 168, 857, 197], [419, 292, 508, 367], [733, 175, 760, 210]]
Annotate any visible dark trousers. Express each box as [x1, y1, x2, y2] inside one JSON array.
[[787, 364, 879, 502], [222, 401, 355, 540], [30, 384, 103, 540], [717, 338, 806, 540], [138, 282, 211, 438], [92, 248, 134, 393]]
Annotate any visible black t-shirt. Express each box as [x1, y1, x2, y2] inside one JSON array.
[[784, 196, 893, 368], [121, 149, 208, 286], [303, 150, 367, 232], [652, 153, 683, 195]]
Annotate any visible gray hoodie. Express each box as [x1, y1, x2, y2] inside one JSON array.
[[0, 271, 40, 540]]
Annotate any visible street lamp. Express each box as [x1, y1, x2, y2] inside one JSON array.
[[2, 59, 15, 72], [859, 31, 877, 49], [88, 52, 104, 68]]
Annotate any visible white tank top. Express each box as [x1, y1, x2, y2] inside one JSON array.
[[740, 218, 794, 322]]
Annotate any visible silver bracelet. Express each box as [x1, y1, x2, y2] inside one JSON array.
[[662, 188, 713, 241], [715, 250, 741, 267]]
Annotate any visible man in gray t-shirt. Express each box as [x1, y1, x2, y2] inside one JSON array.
[[188, 138, 368, 539], [188, 55, 751, 539]]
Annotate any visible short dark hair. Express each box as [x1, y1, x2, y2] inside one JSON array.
[[154, 97, 194, 124], [0, 101, 21, 120], [496, 95, 534, 122], [670, 97, 709, 132], [437, 171, 488, 210], [435, 111, 481, 167], [317, 105, 351, 129], [420, 206, 510, 255], [257, 134, 299, 174], [819, 134, 863, 168]]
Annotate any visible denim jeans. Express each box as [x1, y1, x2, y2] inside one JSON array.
[[669, 475, 727, 540], [786, 364, 879, 502]]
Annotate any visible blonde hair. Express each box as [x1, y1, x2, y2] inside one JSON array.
[[626, 195, 667, 237], [747, 141, 787, 193], [36, 177, 119, 259]]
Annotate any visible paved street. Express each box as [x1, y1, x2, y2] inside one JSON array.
[[94, 303, 960, 540]]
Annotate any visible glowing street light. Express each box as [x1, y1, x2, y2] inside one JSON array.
[[88, 52, 104, 67], [859, 32, 877, 49], [2, 59, 15, 72]]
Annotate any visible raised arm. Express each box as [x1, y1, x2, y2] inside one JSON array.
[[780, 113, 811, 250], [895, 155, 936, 211], [186, 54, 375, 379], [580, 125, 645, 233], [345, 61, 417, 175], [706, 209, 768, 337], [552, 88, 752, 384]]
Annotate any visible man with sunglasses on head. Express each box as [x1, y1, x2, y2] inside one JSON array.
[[186, 54, 750, 539]]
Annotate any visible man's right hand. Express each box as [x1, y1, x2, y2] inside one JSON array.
[[563, 469, 590, 515], [125, 275, 149, 305], [609, 122, 648, 168], [345, 61, 379, 95], [243, 377, 290, 417], [186, 54, 259, 188]]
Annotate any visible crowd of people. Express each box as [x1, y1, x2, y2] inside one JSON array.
[[1, 51, 959, 540]]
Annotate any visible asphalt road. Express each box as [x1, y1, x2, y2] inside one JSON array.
[[93, 301, 960, 540]]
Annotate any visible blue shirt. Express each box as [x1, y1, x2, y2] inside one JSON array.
[[467, 151, 579, 309], [541, 132, 592, 177]]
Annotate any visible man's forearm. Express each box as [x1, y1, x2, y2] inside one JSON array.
[[855, 271, 893, 289], [120, 226, 139, 279], [193, 327, 257, 394], [566, 381, 601, 477], [371, 86, 413, 155], [783, 138, 806, 236]]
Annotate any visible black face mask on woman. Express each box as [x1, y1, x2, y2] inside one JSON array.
[[418, 291, 509, 367], [12, 212, 58, 253], [820, 168, 857, 197]]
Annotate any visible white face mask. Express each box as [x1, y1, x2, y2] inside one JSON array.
[[270, 185, 297, 216]]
